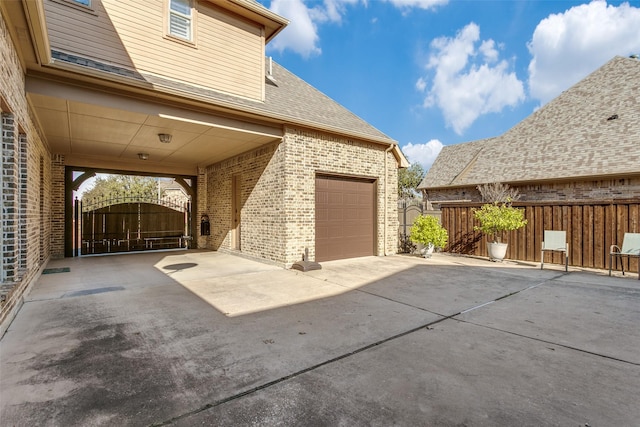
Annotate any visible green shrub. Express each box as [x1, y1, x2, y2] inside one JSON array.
[[473, 202, 527, 243], [410, 215, 448, 249]]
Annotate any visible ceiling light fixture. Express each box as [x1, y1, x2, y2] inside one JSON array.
[[158, 133, 172, 143], [138, 152, 149, 160]]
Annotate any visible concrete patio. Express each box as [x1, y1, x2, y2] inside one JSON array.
[[1, 250, 639, 426]]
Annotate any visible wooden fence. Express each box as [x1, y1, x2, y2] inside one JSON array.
[[81, 202, 188, 254], [440, 200, 639, 273]]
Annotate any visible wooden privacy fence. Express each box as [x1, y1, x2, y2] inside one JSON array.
[[80, 202, 188, 254], [440, 200, 639, 273]]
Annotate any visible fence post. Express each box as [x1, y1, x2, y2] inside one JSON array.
[[403, 199, 407, 238]]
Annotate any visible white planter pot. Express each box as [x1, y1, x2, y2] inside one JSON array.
[[486, 242, 508, 261], [422, 243, 435, 258]]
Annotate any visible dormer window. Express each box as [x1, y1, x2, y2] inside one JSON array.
[[169, 0, 192, 41]]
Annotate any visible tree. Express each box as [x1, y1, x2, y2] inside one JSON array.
[[398, 162, 425, 200], [473, 202, 527, 243], [477, 182, 520, 204], [81, 174, 163, 202]]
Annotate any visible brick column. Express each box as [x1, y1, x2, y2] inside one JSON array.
[[1, 113, 17, 282], [196, 167, 207, 249], [50, 154, 65, 259], [18, 133, 27, 274]]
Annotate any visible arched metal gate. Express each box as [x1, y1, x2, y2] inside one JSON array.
[[74, 196, 192, 255]]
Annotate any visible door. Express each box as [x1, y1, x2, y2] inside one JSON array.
[[315, 175, 376, 262]]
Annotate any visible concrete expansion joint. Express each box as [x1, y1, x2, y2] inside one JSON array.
[[149, 311, 462, 426], [152, 275, 571, 426], [459, 319, 640, 367], [452, 272, 640, 368]]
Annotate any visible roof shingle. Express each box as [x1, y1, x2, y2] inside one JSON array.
[[420, 56, 640, 189]]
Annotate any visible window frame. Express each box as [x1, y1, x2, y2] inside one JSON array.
[[167, 0, 195, 44], [50, 0, 96, 14]]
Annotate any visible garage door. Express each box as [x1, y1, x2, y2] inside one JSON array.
[[315, 175, 376, 262]]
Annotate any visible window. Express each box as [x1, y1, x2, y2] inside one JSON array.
[[52, 0, 94, 12], [169, 0, 192, 41]]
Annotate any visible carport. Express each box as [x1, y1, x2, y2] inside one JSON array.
[[26, 76, 283, 257]]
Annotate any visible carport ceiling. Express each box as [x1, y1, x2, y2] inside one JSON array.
[[26, 84, 283, 174]]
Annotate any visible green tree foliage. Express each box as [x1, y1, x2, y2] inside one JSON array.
[[473, 203, 527, 243], [410, 215, 448, 249], [398, 162, 425, 200], [81, 175, 163, 202]]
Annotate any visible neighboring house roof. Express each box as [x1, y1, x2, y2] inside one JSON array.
[[419, 56, 640, 190], [159, 179, 187, 193]]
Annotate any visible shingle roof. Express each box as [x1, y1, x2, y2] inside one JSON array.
[[51, 51, 395, 145], [264, 62, 394, 142], [419, 56, 640, 189]]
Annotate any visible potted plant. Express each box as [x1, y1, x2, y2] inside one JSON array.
[[473, 201, 527, 261], [409, 215, 448, 258]]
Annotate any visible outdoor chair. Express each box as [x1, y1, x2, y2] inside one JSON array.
[[609, 233, 640, 280], [541, 230, 568, 271]]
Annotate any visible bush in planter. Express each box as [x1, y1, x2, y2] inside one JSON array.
[[409, 215, 448, 253], [472, 201, 527, 243]]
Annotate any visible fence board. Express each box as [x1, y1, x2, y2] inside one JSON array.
[[583, 207, 594, 268], [571, 206, 582, 267], [593, 205, 605, 269], [630, 205, 639, 273], [440, 201, 640, 274]]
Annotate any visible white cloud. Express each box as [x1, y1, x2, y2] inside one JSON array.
[[310, 0, 360, 23], [415, 77, 427, 92], [268, 0, 322, 57], [419, 23, 525, 135], [479, 40, 498, 63], [402, 139, 444, 170], [528, 1, 640, 105], [266, 0, 447, 58], [384, 0, 448, 11]]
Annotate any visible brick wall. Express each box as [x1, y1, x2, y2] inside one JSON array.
[[2, 113, 18, 282], [425, 177, 640, 206], [204, 126, 400, 267], [282, 126, 398, 264], [195, 167, 207, 249], [1, 12, 53, 335], [50, 155, 65, 259], [206, 141, 286, 263]]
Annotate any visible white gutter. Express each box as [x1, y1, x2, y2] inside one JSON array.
[[23, 0, 52, 65]]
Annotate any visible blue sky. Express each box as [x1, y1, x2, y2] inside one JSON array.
[[258, 0, 640, 170]]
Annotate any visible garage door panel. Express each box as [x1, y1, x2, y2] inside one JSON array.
[[316, 225, 328, 238], [316, 208, 328, 221], [316, 192, 328, 203], [329, 193, 344, 203], [357, 194, 372, 204], [329, 209, 343, 220], [316, 176, 375, 262]]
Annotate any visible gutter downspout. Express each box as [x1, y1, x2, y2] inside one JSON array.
[[383, 144, 394, 256]]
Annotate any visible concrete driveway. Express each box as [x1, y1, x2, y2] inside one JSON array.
[[1, 250, 639, 426]]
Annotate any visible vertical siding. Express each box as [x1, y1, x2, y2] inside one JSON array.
[[440, 201, 640, 274], [44, 0, 264, 100]]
